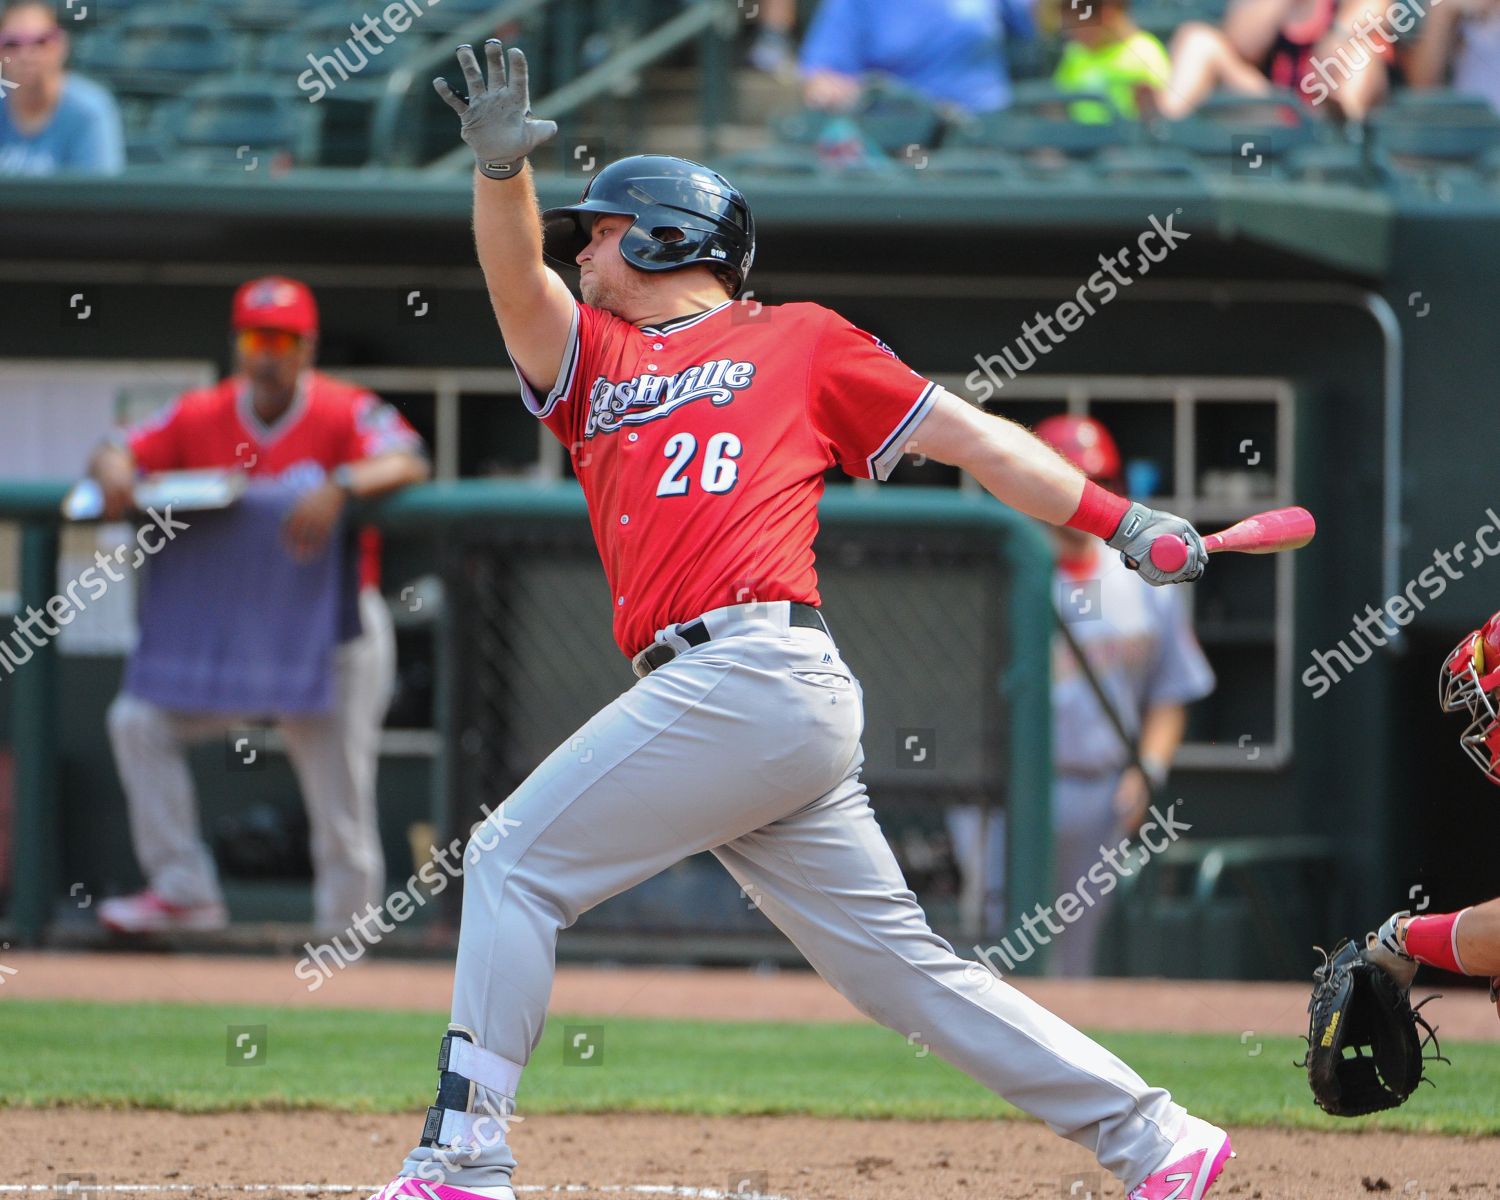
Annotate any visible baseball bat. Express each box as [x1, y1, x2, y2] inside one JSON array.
[[1148, 505, 1316, 572]]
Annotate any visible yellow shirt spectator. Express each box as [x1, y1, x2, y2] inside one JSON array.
[[1054, 29, 1170, 120]]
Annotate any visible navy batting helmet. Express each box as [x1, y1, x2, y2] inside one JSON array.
[[541, 154, 755, 297]]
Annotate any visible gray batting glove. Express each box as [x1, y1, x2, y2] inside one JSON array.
[[1365, 910, 1417, 990], [433, 41, 557, 180], [1106, 501, 1207, 586]]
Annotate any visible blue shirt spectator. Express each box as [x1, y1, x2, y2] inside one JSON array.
[[799, 0, 1035, 114], [0, 0, 124, 176]]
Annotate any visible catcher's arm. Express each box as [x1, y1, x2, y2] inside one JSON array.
[[1369, 899, 1500, 980]]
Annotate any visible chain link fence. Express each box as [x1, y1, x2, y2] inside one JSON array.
[[438, 492, 1052, 960]]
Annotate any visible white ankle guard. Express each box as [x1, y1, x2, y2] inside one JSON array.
[[420, 1026, 524, 1150]]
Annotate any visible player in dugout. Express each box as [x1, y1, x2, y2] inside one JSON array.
[[89, 276, 429, 937], [365, 42, 1236, 1200]]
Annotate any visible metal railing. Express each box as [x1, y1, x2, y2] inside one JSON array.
[[368, 0, 735, 168], [423, 0, 734, 171]]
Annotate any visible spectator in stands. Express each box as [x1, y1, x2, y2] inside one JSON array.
[[799, 0, 1035, 114], [89, 276, 430, 936], [0, 0, 122, 175], [1406, 0, 1500, 116], [749, 0, 798, 74], [1159, 0, 1391, 118], [1053, 0, 1171, 119], [947, 416, 1214, 976]]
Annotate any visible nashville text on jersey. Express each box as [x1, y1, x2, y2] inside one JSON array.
[[584, 358, 757, 438]]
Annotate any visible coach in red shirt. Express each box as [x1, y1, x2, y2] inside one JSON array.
[[88, 275, 430, 935]]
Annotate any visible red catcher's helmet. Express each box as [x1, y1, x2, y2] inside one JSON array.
[[1440, 610, 1500, 784], [1035, 414, 1122, 484], [231, 276, 318, 337]]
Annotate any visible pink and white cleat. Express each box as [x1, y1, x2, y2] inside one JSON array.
[[97, 889, 228, 934], [1127, 1115, 1234, 1200], [367, 1179, 514, 1200]]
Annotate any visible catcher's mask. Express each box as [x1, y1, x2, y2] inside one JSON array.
[[541, 154, 756, 298], [1438, 611, 1500, 783]]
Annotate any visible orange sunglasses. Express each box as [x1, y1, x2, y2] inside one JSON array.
[[236, 328, 303, 355]]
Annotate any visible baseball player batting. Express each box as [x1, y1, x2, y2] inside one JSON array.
[[369, 42, 1231, 1200]]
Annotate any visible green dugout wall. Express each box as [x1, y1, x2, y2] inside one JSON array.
[[1, 170, 1497, 970]]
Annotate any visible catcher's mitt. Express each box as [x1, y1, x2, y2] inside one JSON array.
[[1300, 938, 1446, 1116]]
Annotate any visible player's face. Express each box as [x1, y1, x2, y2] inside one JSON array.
[[234, 327, 312, 394], [576, 215, 654, 316]]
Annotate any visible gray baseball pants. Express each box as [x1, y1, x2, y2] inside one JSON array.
[[400, 601, 1183, 1191]]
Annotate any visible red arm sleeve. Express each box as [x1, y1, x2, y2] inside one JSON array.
[[806, 312, 939, 481], [123, 398, 186, 473]]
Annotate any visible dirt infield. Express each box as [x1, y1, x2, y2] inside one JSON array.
[[2, 1109, 1498, 1199], [6, 953, 1500, 1198]]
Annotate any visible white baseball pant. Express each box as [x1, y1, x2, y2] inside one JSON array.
[[106, 586, 395, 932], [399, 601, 1184, 1191]]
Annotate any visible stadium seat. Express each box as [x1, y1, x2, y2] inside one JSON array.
[[772, 81, 946, 158], [1386, 87, 1499, 120], [920, 147, 1023, 179], [71, 6, 235, 97], [153, 75, 317, 170], [415, 0, 519, 33], [949, 85, 1135, 157], [1090, 145, 1205, 184], [199, 0, 313, 33], [1283, 141, 1391, 186], [1133, 0, 1229, 40], [1367, 100, 1500, 167], [718, 145, 825, 178], [259, 11, 422, 83], [1149, 88, 1324, 164]]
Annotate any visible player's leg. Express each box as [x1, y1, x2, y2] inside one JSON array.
[[712, 761, 1187, 1190], [101, 693, 232, 928], [945, 802, 1007, 933], [279, 587, 393, 932], [1049, 774, 1124, 978], [393, 614, 864, 1191]]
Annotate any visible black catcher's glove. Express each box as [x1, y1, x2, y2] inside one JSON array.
[[1300, 938, 1445, 1117]]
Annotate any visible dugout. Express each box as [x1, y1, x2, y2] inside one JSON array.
[[1, 168, 1497, 979]]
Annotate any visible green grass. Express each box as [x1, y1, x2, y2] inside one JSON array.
[[2, 999, 1498, 1134]]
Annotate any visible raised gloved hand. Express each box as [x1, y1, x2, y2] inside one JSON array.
[[1106, 501, 1207, 586], [1365, 910, 1418, 990], [434, 41, 558, 180]]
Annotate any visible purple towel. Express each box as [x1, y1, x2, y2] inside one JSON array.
[[124, 484, 349, 716]]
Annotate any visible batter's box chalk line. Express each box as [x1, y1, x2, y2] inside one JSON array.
[[0, 1187, 791, 1200]]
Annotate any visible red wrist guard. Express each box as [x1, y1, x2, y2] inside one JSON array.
[[1404, 908, 1472, 974], [1065, 479, 1131, 540]]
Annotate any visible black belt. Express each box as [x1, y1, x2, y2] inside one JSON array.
[[633, 602, 828, 677]]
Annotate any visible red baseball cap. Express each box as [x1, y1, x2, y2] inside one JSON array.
[[1034, 414, 1121, 483], [231, 275, 318, 336]]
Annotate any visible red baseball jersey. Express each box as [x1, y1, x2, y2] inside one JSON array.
[[123, 370, 424, 589], [517, 298, 938, 657]]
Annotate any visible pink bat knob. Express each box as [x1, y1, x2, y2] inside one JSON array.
[[1149, 535, 1189, 573]]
